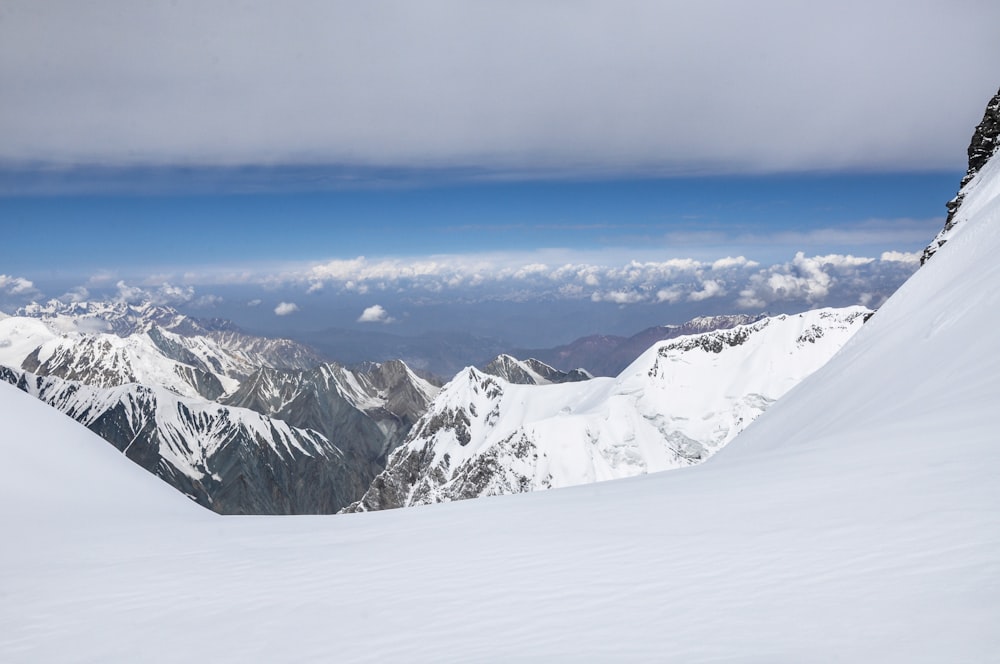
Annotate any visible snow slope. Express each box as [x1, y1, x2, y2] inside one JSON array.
[[349, 307, 869, 510], [2, 152, 999, 661], [0, 381, 201, 523]]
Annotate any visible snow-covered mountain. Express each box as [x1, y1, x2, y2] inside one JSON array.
[[16, 299, 235, 337], [348, 306, 870, 511], [516, 312, 768, 376], [13, 300, 325, 372], [481, 353, 591, 384], [0, 365, 355, 514], [0, 303, 437, 513], [221, 360, 439, 496]]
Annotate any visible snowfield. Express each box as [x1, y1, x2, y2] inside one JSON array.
[[3, 158, 1000, 660]]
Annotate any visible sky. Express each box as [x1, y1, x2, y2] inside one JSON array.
[[2, 1, 999, 346]]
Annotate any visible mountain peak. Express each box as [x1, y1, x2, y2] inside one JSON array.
[[922, 86, 1000, 264]]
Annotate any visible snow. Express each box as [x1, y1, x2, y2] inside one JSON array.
[[0, 316, 58, 367], [376, 307, 869, 505], [2, 160, 1000, 659]]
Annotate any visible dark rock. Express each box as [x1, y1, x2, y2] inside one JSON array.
[[922, 87, 1000, 264]]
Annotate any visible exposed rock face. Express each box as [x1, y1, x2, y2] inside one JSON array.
[[922, 87, 1000, 264], [345, 307, 871, 513], [0, 366, 354, 514], [482, 354, 591, 385], [221, 360, 439, 500], [0, 307, 437, 514]]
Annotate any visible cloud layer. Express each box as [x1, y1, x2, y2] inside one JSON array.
[[296, 249, 919, 311], [2, 1, 998, 177]]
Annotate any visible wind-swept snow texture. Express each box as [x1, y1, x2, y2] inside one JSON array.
[[3, 144, 1000, 662]]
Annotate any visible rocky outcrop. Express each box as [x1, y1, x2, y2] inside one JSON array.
[[922, 87, 1000, 264], [220, 360, 439, 501]]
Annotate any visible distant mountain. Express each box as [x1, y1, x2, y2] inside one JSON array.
[[294, 326, 508, 379], [14, 300, 326, 372], [515, 313, 767, 376], [346, 307, 871, 512], [16, 300, 239, 337], [481, 354, 592, 385]]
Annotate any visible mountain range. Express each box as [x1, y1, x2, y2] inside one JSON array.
[[0, 297, 869, 514], [348, 307, 870, 511], [0, 304, 439, 513]]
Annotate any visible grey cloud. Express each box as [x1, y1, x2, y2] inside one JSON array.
[[2, 1, 999, 178]]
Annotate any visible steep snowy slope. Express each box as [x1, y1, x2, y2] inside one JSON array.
[[0, 380, 201, 522], [3, 104, 1000, 662], [350, 307, 869, 510], [0, 366, 354, 514]]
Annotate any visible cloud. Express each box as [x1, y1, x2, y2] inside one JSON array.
[[880, 250, 920, 264], [0, 274, 38, 296], [192, 294, 224, 308], [688, 279, 725, 302], [711, 256, 758, 271], [114, 280, 194, 306], [274, 302, 299, 316], [58, 286, 90, 303], [247, 298, 262, 307], [1, 2, 997, 183], [734, 252, 912, 309], [357, 304, 395, 324]]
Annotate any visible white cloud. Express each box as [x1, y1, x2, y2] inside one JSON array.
[[711, 256, 758, 271], [591, 290, 646, 305], [247, 298, 262, 307], [357, 304, 395, 324], [880, 250, 920, 264], [192, 294, 224, 308], [58, 286, 90, 303], [656, 287, 684, 304], [0, 274, 37, 296], [114, 280, 194, 306], [115, 281, 147, 305], [735, 251, 916, 309], [274, 302, 299, 316], [688, 279, 725, 302]]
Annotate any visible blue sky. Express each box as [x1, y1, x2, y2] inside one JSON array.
[[2, 1, 999, 346], [1, 172, 955, 273]]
